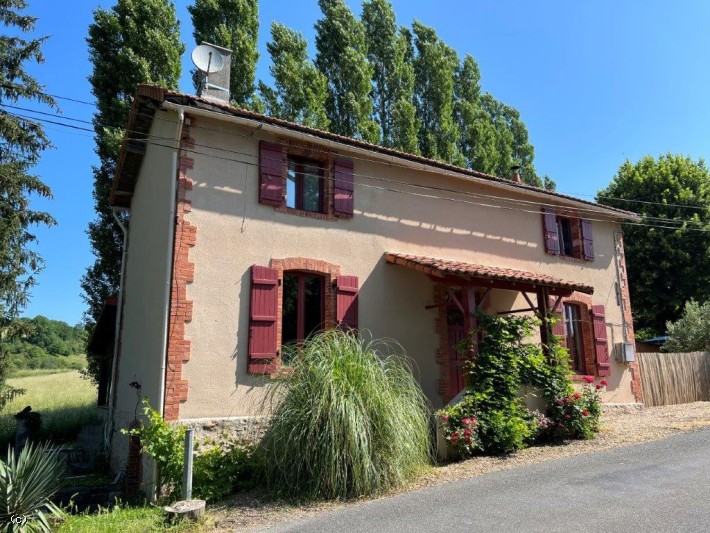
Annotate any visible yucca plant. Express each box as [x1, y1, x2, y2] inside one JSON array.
[[261, 329, 432, 500], [0, 443, 65, 532]]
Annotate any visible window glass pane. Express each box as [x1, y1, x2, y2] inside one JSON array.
[[564, 304, 585, 373], [303, 275, 323, 339], [282, 273, 298, 346], [558, 217, 574, 257], [301, 164, 321, 213], [286, 161, 297, 209]]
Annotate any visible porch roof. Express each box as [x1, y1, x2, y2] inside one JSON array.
[[384, 252, 594, 295]]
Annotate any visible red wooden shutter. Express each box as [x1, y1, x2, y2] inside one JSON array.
[[248, 265, 279, 375], [542, 209, 560, 255], [259, 141, 284, 206], [336, 275, 359, 329], [581, 219, 594, 261], [333, 159, 354, 217], [590, 305, 611, 376]]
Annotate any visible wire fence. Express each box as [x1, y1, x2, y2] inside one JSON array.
[[637, 352, 710, 406]]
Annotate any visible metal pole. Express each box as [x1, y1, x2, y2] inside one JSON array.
[[182, 429, 194, 500]]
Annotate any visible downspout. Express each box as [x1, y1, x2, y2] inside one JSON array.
[[106, 206, 129, 457], [158, 108, 185, 417]]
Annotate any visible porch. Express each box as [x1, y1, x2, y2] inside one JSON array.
[[384, 252, 595, 403]]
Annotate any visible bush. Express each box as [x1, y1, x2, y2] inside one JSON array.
[[123, 399, 185, 501], [0, 442, 65, 532], [193, 439, 262, 503], [664, 299, 710, 352], [260, 329, 432, 500]]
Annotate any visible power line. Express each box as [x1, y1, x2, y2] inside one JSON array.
[[6, 106, 710, 233]]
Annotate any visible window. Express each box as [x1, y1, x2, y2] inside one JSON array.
[[282, 272, 324, 348], [557, 216, 574, 257], [286, 158, 323, 213], [258, 141, 355, 218], [564, 304, 585, 373], [542, 209, 594, 261]]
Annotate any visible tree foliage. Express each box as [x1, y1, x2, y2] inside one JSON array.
[[597, 154, 710, 336], [315, 0, 378, 142], [258, 22, 329, 129], [4, 316, 87, 372], [362, 0, 418, 152], [188, 0, 259, 108], [83, 0, 183, 373], [411, 21, 460, 163], [0, 0, 56, 390], [664, 300, 710, 352]]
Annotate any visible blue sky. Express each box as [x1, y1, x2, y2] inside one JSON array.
[[17, 0, 710, 324]]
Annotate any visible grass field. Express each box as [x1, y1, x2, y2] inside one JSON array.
[[56, 505, 206, 533], [0, 371, 99, 447]]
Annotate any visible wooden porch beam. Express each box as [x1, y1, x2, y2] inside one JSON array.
[[497, 307, 537, 315], [427, 274, 575, 296]]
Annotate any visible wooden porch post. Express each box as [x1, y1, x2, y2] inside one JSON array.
[[537, 287, 551, 359], [461, 287, 478, 361]]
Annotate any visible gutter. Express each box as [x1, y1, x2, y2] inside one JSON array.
[[158, 108, 185, 417]]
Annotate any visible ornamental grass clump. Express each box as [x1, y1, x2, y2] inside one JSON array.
[[260, 330, 432, 500]]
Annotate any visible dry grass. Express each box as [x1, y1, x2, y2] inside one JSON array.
[[208, 402, 710, 532]]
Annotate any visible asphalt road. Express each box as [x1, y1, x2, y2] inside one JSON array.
[[266, 428, 710, 533]]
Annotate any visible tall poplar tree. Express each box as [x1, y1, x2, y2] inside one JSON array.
[[0, 0, 56, 392], [362, 0, 418, 153], [258, 23, 329, 129], [315, 0, 378, 142], [83, 0, 183, 365], [188, 0, 259, 108], [411, 21, 460, 163]]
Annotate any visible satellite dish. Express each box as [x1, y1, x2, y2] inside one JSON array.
[[191, 44, 224, 74]]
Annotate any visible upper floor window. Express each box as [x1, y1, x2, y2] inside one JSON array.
[[287, 158, 323, 213], [258, 140, 354, 218], [542, 209, 594, 261]]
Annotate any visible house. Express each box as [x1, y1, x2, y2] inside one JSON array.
[[88, 82, 643, 486]]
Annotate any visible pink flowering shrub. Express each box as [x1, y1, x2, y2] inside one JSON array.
[[437, 396, 481, 456], [547, 379, 605, 440]]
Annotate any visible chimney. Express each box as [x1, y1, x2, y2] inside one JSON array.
[[195, 42, 232, 104], [510, 165, 522, 184]]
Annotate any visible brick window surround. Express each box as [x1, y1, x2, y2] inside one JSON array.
[[270, 258, 340, 366], [553, 292, 597, 380], [275, 139, 336, 221]]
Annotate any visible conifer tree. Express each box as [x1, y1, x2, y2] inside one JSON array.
[[188, 0, 259, 108], [362, 0, 418, 152], [83, 0, 183, 376], [258, 23, 329, 129], [315, 0, 378, 141], [0, 0, 56, 393]]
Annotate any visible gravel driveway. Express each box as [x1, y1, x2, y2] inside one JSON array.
[[210, 401, 710, 532]]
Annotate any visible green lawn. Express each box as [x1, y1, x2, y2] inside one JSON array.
[[57, 506, 206, 533], [0, 371, 99, 447]]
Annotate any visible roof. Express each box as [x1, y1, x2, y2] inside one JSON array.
[[385, 252, 594, 295], [638, 336, 669, 345], [111, 84, 640, 222]]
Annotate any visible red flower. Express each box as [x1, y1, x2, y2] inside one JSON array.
[[596, 384, 602, 390], [600, 379, 608, 386], [582, 409, 589, 416], [463, 428, 472, 437], [583, 376, 595, 384], [573, 392, 581, 400], [556, 399, 564, 405], [461, 418, 470, 426], [464, 436, 472, 444], [440, 413, 449, 421], [565, 414, 571, 419], [451, 432, 459, 442], [557, 422, 565, 428]]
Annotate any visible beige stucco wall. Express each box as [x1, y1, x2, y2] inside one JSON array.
[[110, 109, 180, 471], [171, 114, 637, 420]]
